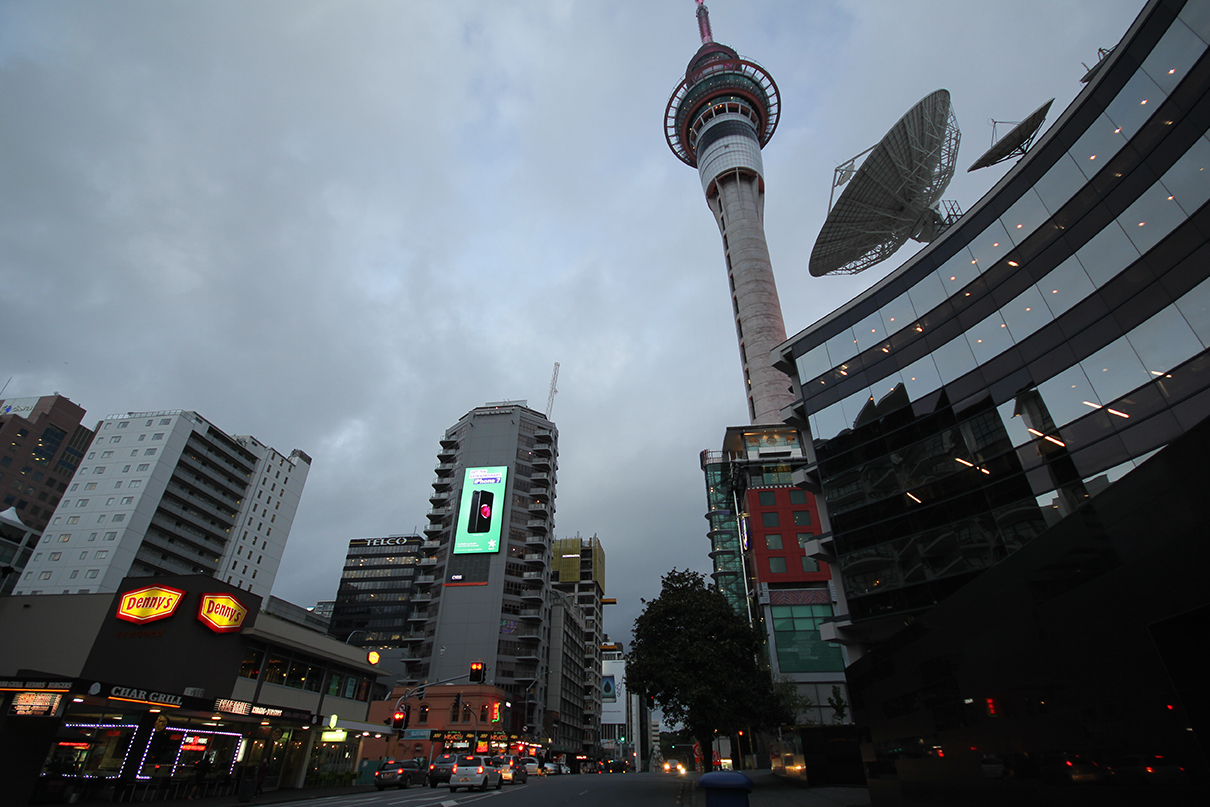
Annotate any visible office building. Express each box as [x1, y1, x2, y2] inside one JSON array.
[[774, 0, 1210, 799], [328, 535, 426, 681], [0, 394, 94, 533], [412, 401, 558, 743], [546, 587, 589, 760], [14, 410, 310, 598]]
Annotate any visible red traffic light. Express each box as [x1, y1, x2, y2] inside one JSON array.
[[469, 661, 486, 683]]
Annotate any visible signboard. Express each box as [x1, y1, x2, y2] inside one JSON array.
[[116, 585, 186, 624], [401, 729, 432, 740], [197, 593, 248, 633], [9, 692, 63, 716], [602, 675, 616, 703], [452, 466, 508, 554], [321, 730, 347, 742]]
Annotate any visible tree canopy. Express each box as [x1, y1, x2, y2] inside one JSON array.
[[625, 569, 790, 770]]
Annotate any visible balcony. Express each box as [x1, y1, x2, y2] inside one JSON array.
[[431, 476, 453, 491], [516, 628, 541, 641], [520, 589, 544, 602], [522, 552, 545, 565], [423, 522, 445, 537], [429, 489, 451, 506], [402, 631, 426, 643], [532, 443, 552, 458], [519, 608, 542, 620], [439, 436, 459, 449], [436, 445, 457, 462], [532, 456, 552, 472], [419, 556, 439, 566], [421, 540, 441, 550], [527, 519, 548, 534], [516, 649, 540, 662], [415, 574, 436, 585], [525, 535, 546, 550], [412, 592, 433, 603], [435, 461, 457, 477], [407, 612, 427, 622], [522, 571, 543, 581], [427, 506, 452, 521], [513, 667, 539, 682]]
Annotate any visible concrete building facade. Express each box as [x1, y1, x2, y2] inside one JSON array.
[[14, 410, 310, 598], [0, 394, 94, 533]]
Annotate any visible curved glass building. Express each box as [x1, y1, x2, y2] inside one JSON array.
[[775, 0, 1210, 799]]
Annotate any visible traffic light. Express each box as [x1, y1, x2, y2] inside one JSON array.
[[392, 710, 405, 730], [469, 660, 485, 683]]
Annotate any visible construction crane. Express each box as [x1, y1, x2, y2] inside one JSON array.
[[545, 362, 560, 420]]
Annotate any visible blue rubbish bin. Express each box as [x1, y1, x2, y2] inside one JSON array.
[[698, 771, 754, 807]]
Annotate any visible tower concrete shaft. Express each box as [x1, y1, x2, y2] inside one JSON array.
[[664, 3, 794, 424]]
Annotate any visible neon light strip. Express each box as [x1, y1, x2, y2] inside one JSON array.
[[107, 696, 181, 708], [0, 687, 70, 692]]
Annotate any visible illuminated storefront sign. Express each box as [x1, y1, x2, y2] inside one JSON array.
[[116, 585, 186, 624], [452, 466, 508, 554], [9, 691, 63, 716], [321, 730, 347, 742], [108, 686, 183, 708], [197, 593, 248, 633], [181, 735, 209, 752]]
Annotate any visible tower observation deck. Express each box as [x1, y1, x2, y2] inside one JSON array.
[[665, 0, 793, 425]]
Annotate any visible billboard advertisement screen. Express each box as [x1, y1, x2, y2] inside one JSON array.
[[453, 466, 508, 554]]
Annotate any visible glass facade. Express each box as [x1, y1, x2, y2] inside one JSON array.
[[781, 1, 1210, 623]]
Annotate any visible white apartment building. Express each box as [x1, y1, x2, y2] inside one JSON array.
[[14, 410, 310, 598]]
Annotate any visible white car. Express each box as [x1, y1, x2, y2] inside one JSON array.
[[521, 757, 543, 776], [448, 755, 503, 792]]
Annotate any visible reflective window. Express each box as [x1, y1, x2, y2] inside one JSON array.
[[1082, 336, 1151, 405], [907, 270, 948, 315], [796, 343, 831, 384], [1104, 69, 1165, 140], [1175, 275, 1210, 346], [1036, 364, 1101, 427], [1163, 135, 1210, 215], [1002, 188, 1051, 243], [853, 310, 888, 353], [996, 399, 1036, 447], [966, 312, 1015, 364], [901, 354, 943, 400], [1069, 113, 1130, 180], [1142, 17, 1207, 95], [1033, 153, 1089, 214], [1129, 301, 1205, 374], [825, 327, 859, 372], [937, 250, 980, 296], [1076, 221, 1139, 286], [1121, 178, 1187, 253], [967, 220, 1013, 269], [812, 401, 848, 442], [1001, 284, 1054, 341], [880, 292, 918, 337], [1180, 2, 1210, 43], [932, 336, 978, 384], [839, 386, 875, 427], [1041, 255, 1096, 316]]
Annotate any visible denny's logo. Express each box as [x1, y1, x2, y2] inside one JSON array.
[[197, 593, 248, 633], [116, 585, 186, 624]]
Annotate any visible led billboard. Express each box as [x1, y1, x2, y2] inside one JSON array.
[[453, 466, 508, 554]]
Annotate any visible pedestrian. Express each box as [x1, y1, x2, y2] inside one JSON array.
[[255, 757, 270, 796], [187, 756, 212, 800]]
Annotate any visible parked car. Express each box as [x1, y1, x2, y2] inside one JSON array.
[[520, 756, 543, 776], [449, 755, 503, 792], [374, 759, 427, 790], [543, 761, 569, 775], [493, 756, 528, 785], [428, 753, 459, 787]]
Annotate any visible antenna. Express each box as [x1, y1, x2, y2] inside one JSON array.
[[695, 0, 713, 45], [545, 362, 560, 420], [810, 89, 961, 277]]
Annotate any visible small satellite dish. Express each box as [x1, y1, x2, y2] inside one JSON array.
[[967, 99, 1054, 172], [809, 89, 961, 277]]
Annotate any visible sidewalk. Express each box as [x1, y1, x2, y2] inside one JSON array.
[[689, 770, 871, 807], [90, 783, 378, 807]]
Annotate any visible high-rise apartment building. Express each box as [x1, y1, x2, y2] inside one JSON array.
[[546, 587, 589, 758], [552, 532, 608, 757], [412, 401, 558, 741], [0, 394, 94, 532], [14, 410, 310, 598]]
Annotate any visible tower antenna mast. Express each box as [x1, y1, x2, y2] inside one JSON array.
[[545, 362, 560, 420], [696, 0, 713, 44]]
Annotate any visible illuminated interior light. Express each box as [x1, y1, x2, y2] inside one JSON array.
[[993, 242, 999, 247], [916, 325, 923, 332], [1044, 435, 1066, 447], [1082, 401, 1102, 409], [1114, 127, 1121, 133], [950, 275, 957, 281], [955, 457, 974, 467], [1090, 154, 1097, 160], [1140, 99, 1148, 105], [1107, 408, 1129, 418], [1007, 260, 1019, 266], [1151, 370, 1164, 376], [1016, 224, 1023, 229], [1169, 68, 1176, 74], [906, 492, 922, 503], [1025, 307, 1031, 311], [882, 347, 889, 353], [1168, 195, 1174, 200], [979, 467, 991, 475], [1138, 221, 1145, 227], [971, 259, 977, 265]]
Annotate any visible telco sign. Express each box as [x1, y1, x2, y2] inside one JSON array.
[[453, 466, 508, 555]]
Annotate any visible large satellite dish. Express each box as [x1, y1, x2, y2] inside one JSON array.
[[967, 99, 1054, 172], [809, 89, 961, 277]]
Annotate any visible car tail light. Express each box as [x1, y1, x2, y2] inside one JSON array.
[[477, 766, 484, 774]]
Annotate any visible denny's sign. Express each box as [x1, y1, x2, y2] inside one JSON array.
[[197, 593, 248, 633], [116, 585, 186, 624]]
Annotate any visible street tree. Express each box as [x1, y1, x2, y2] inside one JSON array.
[[625, 569, 792, 772]]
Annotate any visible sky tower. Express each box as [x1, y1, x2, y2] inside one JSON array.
[[665, 1, 793, 424]]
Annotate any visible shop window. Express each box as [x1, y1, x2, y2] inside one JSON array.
[[263, 654, 289, 686], [327, 673, 344, 697], [240, 647, 263, 680]]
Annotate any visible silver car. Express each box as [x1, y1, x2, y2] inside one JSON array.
[[448, 755, 503, 792]]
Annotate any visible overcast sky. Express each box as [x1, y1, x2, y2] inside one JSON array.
[[1, 0, 1142, 645]]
